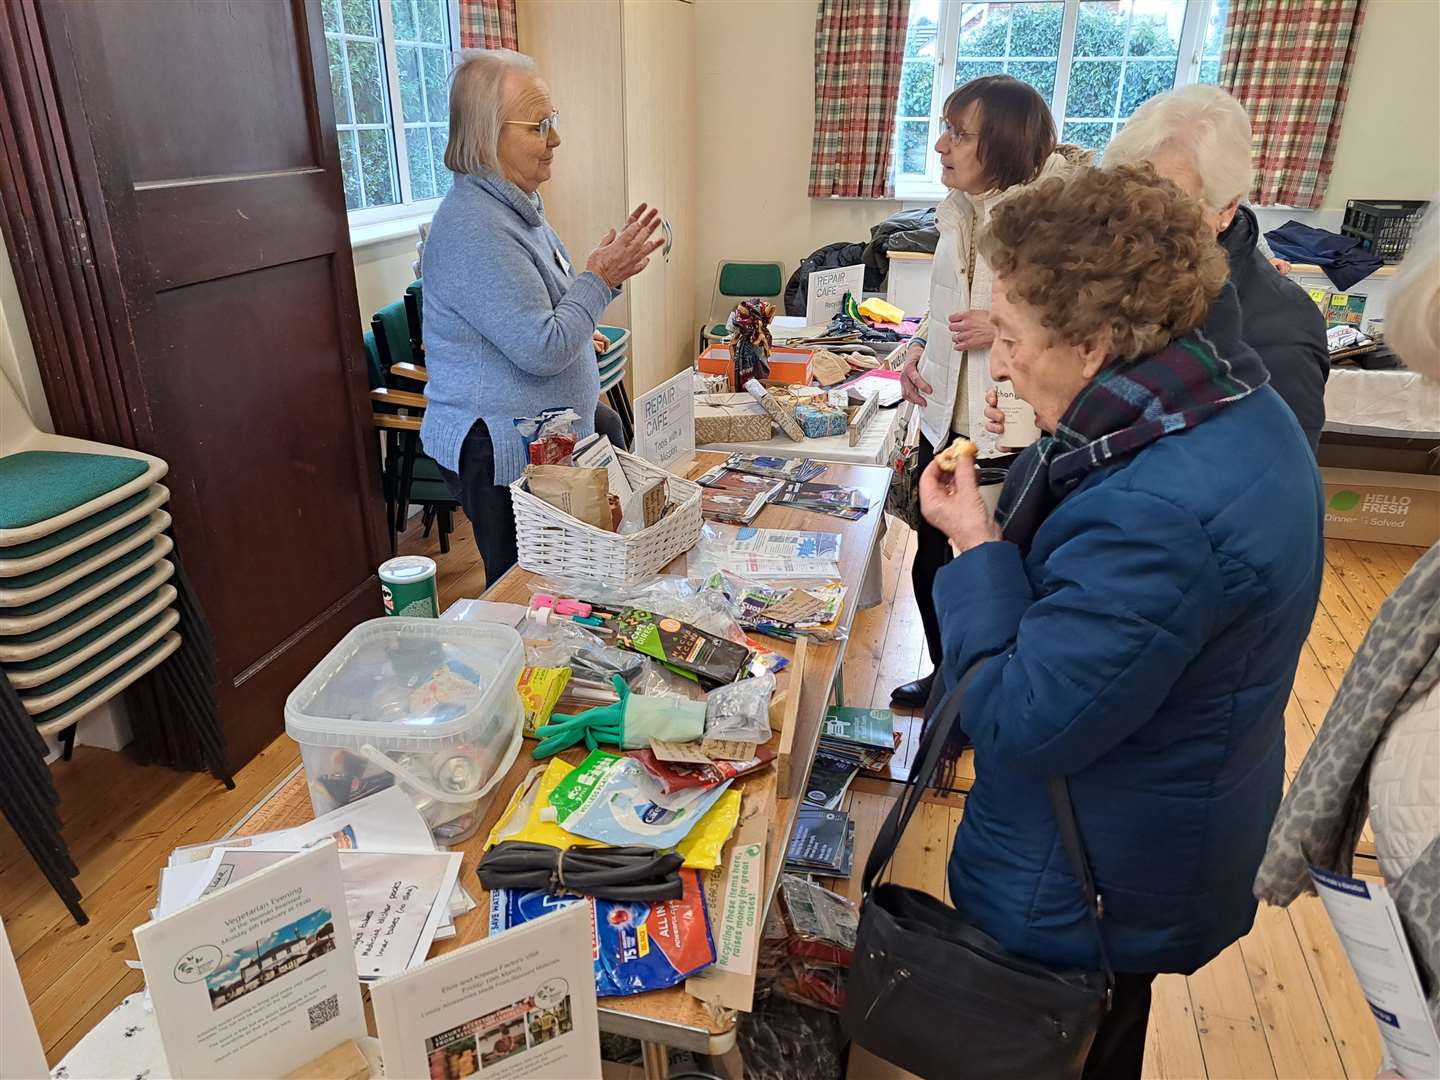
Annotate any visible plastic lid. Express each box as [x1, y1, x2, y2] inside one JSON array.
[[284, 617, 523, 752], [378, 555, 436, 583]]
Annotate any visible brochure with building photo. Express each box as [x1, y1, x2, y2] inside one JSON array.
[[133, 843, 365, 1079], [372, 903, 600, 1080], [196, 846, 462, 980]]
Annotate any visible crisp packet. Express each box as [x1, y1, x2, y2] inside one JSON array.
[[547, 750, 734, 851], [484, 758, 740, 871], [517, 665, 570, 737], [488, 870, 715, 996]]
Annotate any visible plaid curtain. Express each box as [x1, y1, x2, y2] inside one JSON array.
[[1219, 0, 1366, 209], [458, 0, 518, 50], [809, 0, 910, 199]]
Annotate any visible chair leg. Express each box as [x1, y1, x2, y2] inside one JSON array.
[[396, 432, 418, 539], [59, 723, 78, 761], [422, 504, 435, 539], [438, 508, 452, 555]]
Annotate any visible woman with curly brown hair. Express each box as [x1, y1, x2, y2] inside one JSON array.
[[917, 166, 1323, 1076]]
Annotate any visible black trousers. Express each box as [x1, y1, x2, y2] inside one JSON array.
[[439, 404, 627, 589], [912, 430, 959, 667], [1080, 972, 1156, 1080]]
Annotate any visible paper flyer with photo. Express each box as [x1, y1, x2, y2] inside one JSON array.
[[133, 844, 366, 1079], [372, 903, 600, 1080], [197, 846, 462, 980]]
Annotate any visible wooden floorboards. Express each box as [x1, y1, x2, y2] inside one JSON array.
[[3, 509, 1423, 1076]]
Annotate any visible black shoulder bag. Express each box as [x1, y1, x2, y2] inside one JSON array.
[[842, 680, 1116, 1080]]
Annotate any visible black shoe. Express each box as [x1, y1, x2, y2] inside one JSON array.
[[890, 672, 934, 709]]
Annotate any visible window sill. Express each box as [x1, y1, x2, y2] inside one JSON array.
[[349, 211, 434, 251], [893, 179, 947, 203]]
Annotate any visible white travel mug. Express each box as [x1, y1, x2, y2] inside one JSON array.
[[994, 383, 1041, 450]]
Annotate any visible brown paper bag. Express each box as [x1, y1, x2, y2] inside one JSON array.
[[525, 465, 615, 531]]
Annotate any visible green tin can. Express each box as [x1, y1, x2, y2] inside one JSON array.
[[378, 555, 439, 618]]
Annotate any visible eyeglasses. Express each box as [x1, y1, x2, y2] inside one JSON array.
[[502, 110, 559, 138], [941, 120, 979, 142]]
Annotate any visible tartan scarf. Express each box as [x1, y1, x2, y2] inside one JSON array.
[[995, 313, 1269, 550]]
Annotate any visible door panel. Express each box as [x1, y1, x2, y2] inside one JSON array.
[[40, 0, 386, 765], [621, 0, 668, 394]]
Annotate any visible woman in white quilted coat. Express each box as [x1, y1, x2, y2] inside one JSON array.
[[1256, 205, 1440, 1035]]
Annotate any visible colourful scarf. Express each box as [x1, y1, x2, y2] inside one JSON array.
[[996, 287, 1269, 549]]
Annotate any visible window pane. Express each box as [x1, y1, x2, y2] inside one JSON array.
[[431, 128, 453, 197], [1198, 59, 1220, 85], [358, 127, 397, 207], [1204, 0, 1228, 56], [326, 36, 351, 125], [322, 0, 342, 35], [1126, 10, 1180, 57], [899, 61, 934, 118], [1120, 60, 1176, 116], [957, 5, 1011, 57], [347, 39, 386, 125], [397, 45, 424, 123], [338, 130, 363, 210], [417, 0, 447, 45], [898, 120, 931, 175], [1010, 3, 1063, 56], [1006, 60, 1057, 106], [905, 0, 941, 58], [393, 0, 417, 40], [1073, 2, 1129, 57], [1062, 120, 1114, 153], [1065, 59, 1122, 119], [423, 49, 451, 124], [956, 59, 1004, 88], [339, 0, 375, 37], [405, 125, 435, 200]]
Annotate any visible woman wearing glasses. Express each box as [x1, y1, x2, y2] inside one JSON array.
[[892, 75, 1090, 710], [421, 49, 663, 585]]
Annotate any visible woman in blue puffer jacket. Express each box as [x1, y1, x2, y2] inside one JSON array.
[[919, 164, 1324, 1078]]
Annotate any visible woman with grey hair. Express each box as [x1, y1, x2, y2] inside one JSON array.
[[1103, 85, 1329, 451], [420, 49, 662, 585]]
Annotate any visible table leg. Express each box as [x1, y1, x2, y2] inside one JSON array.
[[832, 668, 845, 707], [640, 1041, 670, 1080]]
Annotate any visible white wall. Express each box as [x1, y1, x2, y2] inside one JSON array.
[[353, 233, 422, 328], [0, 233, 52, 432], [691, 0, 901, 322]]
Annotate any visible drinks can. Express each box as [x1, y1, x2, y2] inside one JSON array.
[[378, 555, 439, 618]]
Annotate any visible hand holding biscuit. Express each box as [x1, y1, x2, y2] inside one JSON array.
[[920, 438, 1000, 553]]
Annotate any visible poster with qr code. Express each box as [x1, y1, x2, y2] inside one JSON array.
[[373, 904, 600, 1080], [134, 843, 366, 1078]]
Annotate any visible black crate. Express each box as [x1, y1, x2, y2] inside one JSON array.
[[1341, 198, 1430, 263]]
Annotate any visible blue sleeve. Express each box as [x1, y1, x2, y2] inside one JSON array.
[[934, 488, 1221, 776], [454, 230, 619, 378]]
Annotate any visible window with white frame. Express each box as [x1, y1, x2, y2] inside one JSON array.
[[323, 0, 460, 224], [895, 0, 1228, 196]]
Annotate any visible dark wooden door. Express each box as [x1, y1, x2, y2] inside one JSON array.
[[35, 0, 387, 765]]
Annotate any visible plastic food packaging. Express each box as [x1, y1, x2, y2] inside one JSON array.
[[514, 407, 580, 465], [767, 875, 859, 1012], [547, 749, 734, 850], [704, 673, 775, 744], [285, 618, 524, 845], [628, 745, 775, 794], [486, 758, 741, 871], [517, 665, 569, 737], [489, 868, 715, 997]]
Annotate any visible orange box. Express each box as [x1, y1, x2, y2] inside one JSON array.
[[696, 345, 813, 389]]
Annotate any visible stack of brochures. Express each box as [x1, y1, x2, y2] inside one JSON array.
[[785, 807, 855, 878], [819, 705, 900, 775]]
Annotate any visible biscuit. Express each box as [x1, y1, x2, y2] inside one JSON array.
[[934, 438, 978, 472]]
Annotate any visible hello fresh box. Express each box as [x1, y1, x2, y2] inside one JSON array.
[[1321, 467, 1440, 546]]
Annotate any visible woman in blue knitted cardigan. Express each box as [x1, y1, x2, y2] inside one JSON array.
[[421, 49, 662, 584]]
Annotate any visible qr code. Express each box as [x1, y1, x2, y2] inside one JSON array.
[[308, 994, 340, 1030]]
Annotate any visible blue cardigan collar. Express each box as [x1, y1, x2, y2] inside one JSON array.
[[465, 169, 545, 228]]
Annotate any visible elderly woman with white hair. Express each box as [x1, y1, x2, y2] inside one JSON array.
[[421, 49, 663, 585], [1103, 85, 1329, 451], [1256, 205, 1440, 1040]]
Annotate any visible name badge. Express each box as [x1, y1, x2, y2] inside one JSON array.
[[554, 247, 571, 276]]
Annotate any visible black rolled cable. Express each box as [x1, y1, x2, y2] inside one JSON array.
[[477, 841, 686, 902]]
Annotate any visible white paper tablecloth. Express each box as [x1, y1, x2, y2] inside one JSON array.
[[1324, 367, 1440, 438]]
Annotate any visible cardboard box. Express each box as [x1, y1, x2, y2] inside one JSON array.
[[693, 395, 773, 444], [1321, 467, 1440, 546], [697, 345, 813, 389]]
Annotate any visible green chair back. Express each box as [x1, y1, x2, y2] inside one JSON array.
[[718, 262, 783, 298], [362, 329, 385, 391], [372, 300, 414, 372]]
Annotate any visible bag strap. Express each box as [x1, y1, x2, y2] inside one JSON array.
[[1048, 778, 1117, 996]]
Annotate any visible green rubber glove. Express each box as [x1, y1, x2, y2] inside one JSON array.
[[532, 675, 629, 758]]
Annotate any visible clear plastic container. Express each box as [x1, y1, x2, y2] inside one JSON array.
[[285, 617, 524, 845]]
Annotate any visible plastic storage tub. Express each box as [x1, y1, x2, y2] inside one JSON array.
[[285, 617, 524, 845]]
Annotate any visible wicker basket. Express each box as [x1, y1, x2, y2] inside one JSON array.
[[510, 449, 703, 583]]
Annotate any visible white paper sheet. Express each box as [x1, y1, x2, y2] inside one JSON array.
[[371, 904, 601, 1080], [134, 844, 367, 1079], [1310, 866, 1440, 1078], [198, 847, 462, 981]]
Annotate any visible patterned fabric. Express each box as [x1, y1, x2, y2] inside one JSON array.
[[458, 0, 517, 50], [1255, 542, 1440, 1028], [808, 1, 910, 199], [995, 305, 1269, 549], [1219, 0, 1367, 209]]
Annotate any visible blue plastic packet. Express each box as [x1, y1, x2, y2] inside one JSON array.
[[488, 870, 716, 996]]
